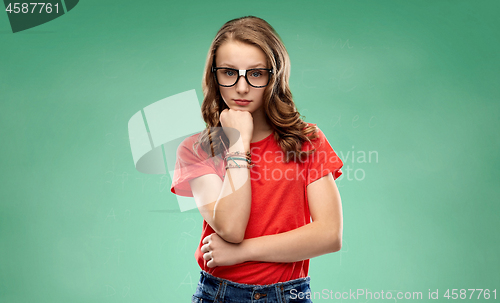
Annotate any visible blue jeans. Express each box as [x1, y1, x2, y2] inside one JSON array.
[[192, 271, 313, 303]]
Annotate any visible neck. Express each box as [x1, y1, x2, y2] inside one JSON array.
[[251, 107, 273, 136]]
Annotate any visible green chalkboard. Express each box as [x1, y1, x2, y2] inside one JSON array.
[[1, 0, 499, 302]]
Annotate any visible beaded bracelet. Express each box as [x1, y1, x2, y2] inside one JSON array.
[[225, 163, 254, 169], [224, 151, 253, 167], [219, 136, 253, 169], [226, 157, 243, 168], [225, 157, 253, 168], [226, 156, 251, 163], [224, 151, 251, 158]]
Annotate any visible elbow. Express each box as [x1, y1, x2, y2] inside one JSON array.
[[331, 237, 342, 252], [328, 231, 342, 253], [211, 215, 248, 244], [218, 226, 246, 244]]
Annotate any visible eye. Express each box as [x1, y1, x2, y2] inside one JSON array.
[[249, 71, 263, 78], [223, 69, 236, 76]]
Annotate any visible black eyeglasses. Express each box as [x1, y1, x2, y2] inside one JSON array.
[[212, 67, 273, 88]]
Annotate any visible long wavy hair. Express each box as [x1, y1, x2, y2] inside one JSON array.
[[195, 16, 318, 163]]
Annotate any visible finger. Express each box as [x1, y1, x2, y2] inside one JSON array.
[[200, 243, 210, 253], [202, 235, 211, 244], [206, 259, 216, 268], [203, 251, 212, 261]]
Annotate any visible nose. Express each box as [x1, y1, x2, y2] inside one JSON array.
[[234, 75, 249, 94]]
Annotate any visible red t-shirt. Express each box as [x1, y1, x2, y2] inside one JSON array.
[[170, 123, 343, 284]]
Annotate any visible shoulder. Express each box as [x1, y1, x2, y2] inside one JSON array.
[[302, 122, 327, 151], [178, 132, 201, 149], [176, 132, 209, 160]]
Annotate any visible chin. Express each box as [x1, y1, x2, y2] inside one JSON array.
[[229, 105, 254, 112]]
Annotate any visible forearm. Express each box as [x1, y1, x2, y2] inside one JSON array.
[[212, 138, 252, 243], [241, 221, 342, 262]]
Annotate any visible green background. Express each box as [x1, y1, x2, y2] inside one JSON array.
[[1, 0, 499, 302]]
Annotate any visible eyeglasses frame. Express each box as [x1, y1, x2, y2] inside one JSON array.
[[211, 66, 274, 88]]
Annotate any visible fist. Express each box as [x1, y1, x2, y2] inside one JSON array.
[[201, 233, 245, 268], [219, 109, 253, 144]]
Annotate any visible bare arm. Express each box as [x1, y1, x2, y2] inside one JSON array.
[[201, 173, 342, 266], [189, 138, 251, 243], [189, 109, 254, 244]]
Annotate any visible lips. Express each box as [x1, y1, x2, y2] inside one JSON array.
[[234, 99, 251, 106]]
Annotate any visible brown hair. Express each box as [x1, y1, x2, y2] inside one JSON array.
[[195, 16, 318, 163]]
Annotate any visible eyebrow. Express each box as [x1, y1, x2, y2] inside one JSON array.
[[218, 63, 268, 69]]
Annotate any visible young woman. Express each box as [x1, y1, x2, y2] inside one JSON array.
[[171, 16, 343, 303]]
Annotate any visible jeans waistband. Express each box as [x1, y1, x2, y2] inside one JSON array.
[[192, 270, 312, 303]]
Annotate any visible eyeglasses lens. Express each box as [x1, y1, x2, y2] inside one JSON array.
[[216, 69, 270, 87]]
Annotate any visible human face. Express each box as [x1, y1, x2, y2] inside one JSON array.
[[215, 40, 268, 114]]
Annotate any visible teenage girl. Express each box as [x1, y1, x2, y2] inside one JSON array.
[[171, 16, 344, 303]]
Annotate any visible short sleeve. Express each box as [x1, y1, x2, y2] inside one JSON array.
[[170, 135, 220, 197], [306, 127, 343, 186]]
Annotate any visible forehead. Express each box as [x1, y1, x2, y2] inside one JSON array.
[[215, 40, 268, 68]]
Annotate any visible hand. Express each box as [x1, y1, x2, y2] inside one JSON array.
[[219, 109, 253, 145], [201, 233, 246, 268]]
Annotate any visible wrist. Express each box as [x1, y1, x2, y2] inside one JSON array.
[[229, 137, 250, 153]]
